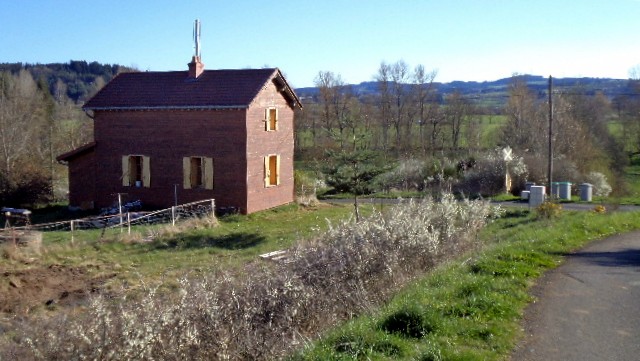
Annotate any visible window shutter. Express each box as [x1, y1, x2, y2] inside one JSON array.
[[183, 157, 191, 189], [274, 108, 279, 131], [142, 156, 151, 187], [122, 156, 130, 186], [264, 156, 270, 187], [264, 108, 269, 131], [276, 155, 281, 185], [204, 157, 214, 190]]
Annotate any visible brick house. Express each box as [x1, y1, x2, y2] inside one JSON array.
[[57, 57, 302, 214]]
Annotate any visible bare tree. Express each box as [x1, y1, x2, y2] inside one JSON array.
[[389, 60, 410, 151], [314, 71, 352, 148], [501, 75, 546, 154], [443, 91, 472, 150], [0, 70, 46, 182], [412, 65, 438, 152], [375, 62, 393, 151]]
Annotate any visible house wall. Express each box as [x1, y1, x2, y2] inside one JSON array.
[[67, 151, 96, 209], [245, 80, 296, 213], [92, 109, 249, 211]]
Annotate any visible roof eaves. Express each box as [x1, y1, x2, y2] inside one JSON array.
[[83, 105, 249, 111], [272, 69, 303, 109], [56, 141, 97, 163]]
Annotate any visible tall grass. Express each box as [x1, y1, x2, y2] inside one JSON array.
[[1, 195, 497, 360]]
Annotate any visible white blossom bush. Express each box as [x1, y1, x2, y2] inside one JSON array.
[[585, 171, 612, 197], [457, 148, 528, 196], [2, 195, 499, 361], [375, 159, 429, 192]]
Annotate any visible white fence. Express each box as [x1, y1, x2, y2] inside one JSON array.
[[1, 199, 216, 244]]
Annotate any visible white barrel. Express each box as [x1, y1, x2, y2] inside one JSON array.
[[529, 186, 546, 207]]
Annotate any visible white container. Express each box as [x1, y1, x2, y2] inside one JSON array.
[[521, 190, 530, 200], [529, 185, 546, 207], [580, 183, 593, 202], [558, 182, 572, 200]]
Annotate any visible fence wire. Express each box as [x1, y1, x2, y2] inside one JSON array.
[[0, 199, 216, 244]]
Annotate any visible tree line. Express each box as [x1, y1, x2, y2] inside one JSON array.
[[0, 68, 95, 206], [0, 61, 133, 103], [296, 60, 640, 198], [1, 60, 640, 207]]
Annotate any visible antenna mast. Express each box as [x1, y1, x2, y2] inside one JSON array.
[[193, 19, 201, 58]]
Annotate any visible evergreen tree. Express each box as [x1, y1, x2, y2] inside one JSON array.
[[324, 114, 386, 221]]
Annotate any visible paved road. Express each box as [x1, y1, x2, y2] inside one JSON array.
[[325, 198, 640, 212], [493, 200, 640, 212], [510, 231, 640, 361]]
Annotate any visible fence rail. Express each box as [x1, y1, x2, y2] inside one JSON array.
[[0, 199, 216, 243]]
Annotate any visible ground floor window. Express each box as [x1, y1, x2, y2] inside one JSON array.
[[122, 155, 150, 187], [264, 154, 280, 187], [183, 156, 214, 189]]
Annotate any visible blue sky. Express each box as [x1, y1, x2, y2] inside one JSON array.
[[2, 0, 639, 87]]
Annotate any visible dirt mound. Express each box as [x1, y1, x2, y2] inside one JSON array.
[[0, 264, 115, 314]]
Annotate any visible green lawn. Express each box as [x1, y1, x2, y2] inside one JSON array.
[[3, 203, 362, 291]]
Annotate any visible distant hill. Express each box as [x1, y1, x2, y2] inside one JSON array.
[[294, 75, 634, 109], [0, 61, 136, 103], [2, 62, 632, 109]]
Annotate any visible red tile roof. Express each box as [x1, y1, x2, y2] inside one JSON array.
[[84, 68, 301, 111]]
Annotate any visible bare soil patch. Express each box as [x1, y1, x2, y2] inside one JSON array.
[[0, 264, 115, 315]]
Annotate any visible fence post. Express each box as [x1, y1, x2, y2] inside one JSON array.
[[127, 212, 131, 235], [171, 206, 176, 227], [211, 199, 215, 222], [118, 193, 123, 233], [70, 220, 75, 245]]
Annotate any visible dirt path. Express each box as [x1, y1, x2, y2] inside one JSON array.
[[510, 231, 640, 361]]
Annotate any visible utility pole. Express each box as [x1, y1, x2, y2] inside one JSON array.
[[548, 76, 553, 198]]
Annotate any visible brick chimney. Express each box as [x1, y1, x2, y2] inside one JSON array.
[[188, 56, 205, 78]]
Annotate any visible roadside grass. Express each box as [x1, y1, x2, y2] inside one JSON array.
[[291, 208, 640, 360], [490, 193, 520, 202], [618, 163, 640, 205], [2, 203, 362, 291]]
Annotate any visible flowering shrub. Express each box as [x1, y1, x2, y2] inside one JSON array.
[[593, 205, 606, 213], [536, 201, 562, 219], [375, 159, 429, 192], [585, 172, 612, 197], [2, 195, 498, 360], [457, 148, 527, 196]]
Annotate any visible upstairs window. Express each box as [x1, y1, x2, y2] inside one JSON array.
[[122, 155, 150, 187], [265, 107, 278, 131], [264, 154, 280, 187], [183, 156, 214, 189]]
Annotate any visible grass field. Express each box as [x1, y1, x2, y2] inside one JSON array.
[[1, 203, 364, 296]]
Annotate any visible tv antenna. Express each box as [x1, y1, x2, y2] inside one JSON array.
[[193, 19, 202, 58]]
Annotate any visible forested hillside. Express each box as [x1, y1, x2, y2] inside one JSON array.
[[0, 61, 135, 103], [0, 61, 137, 206]]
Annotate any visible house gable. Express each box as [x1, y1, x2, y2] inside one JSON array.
[[61, 67, 301, 214]]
